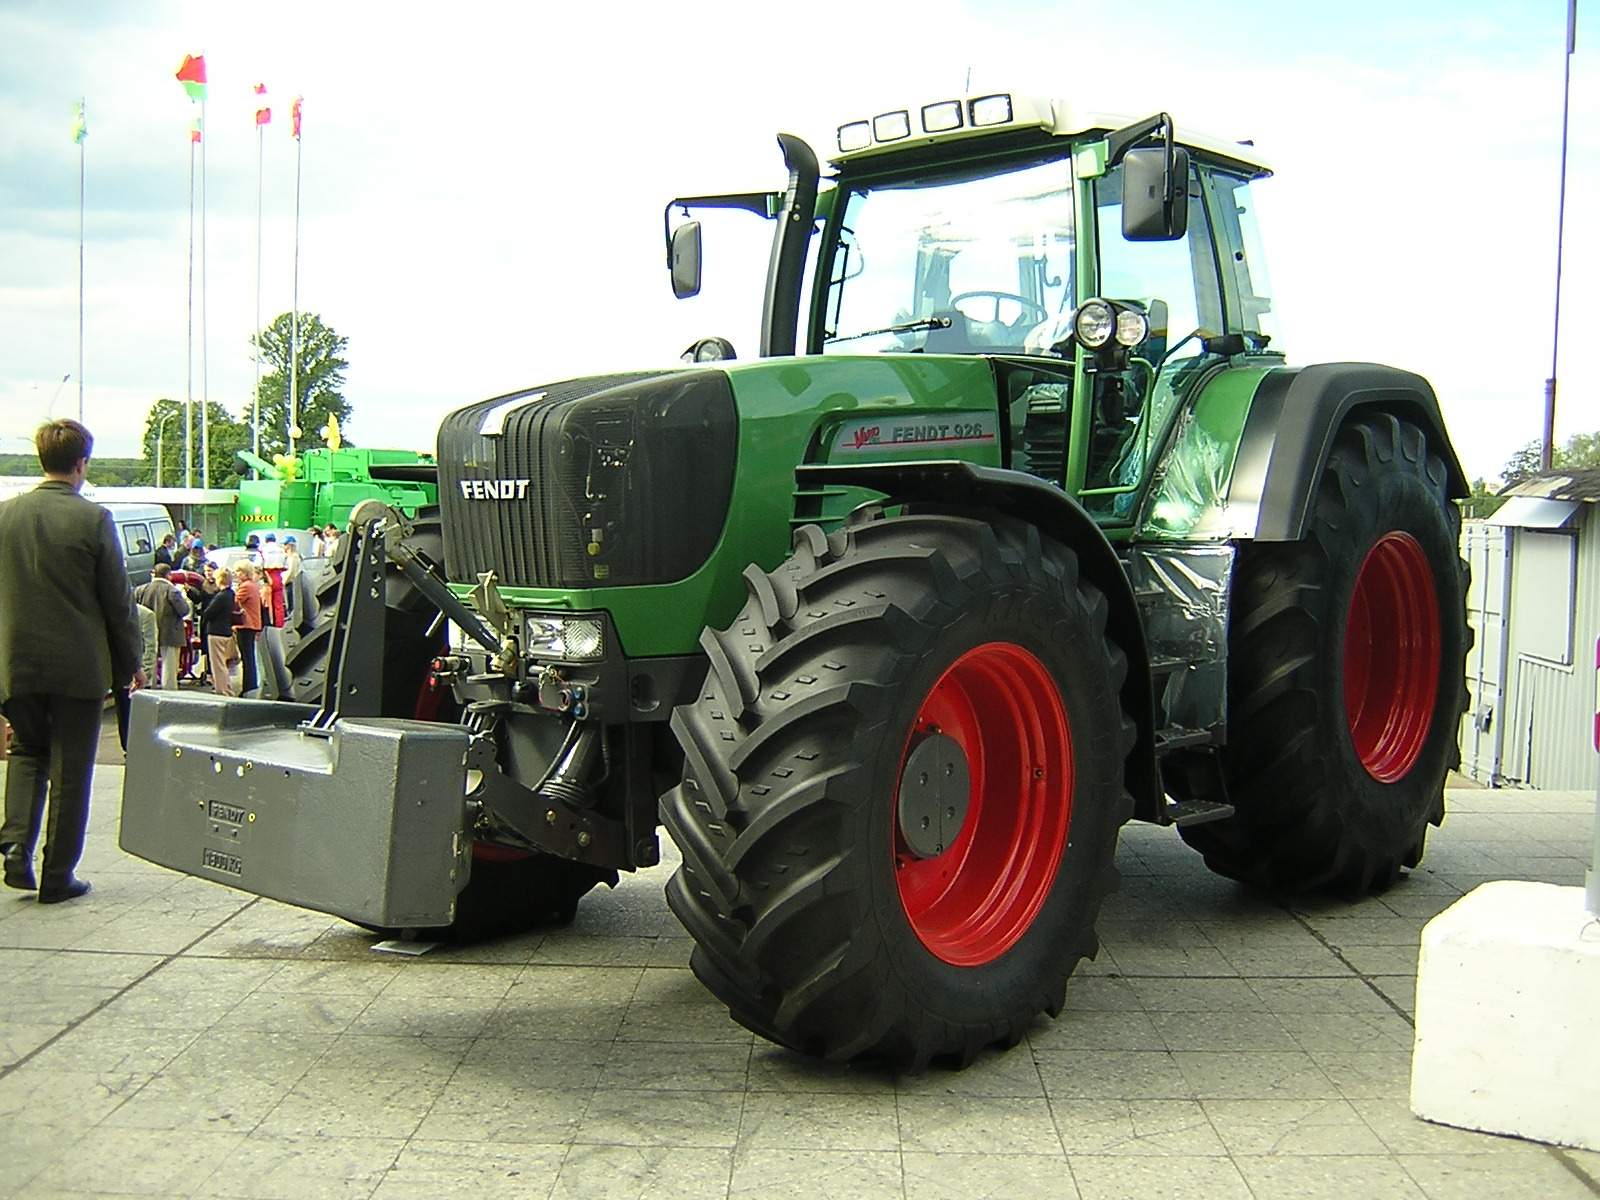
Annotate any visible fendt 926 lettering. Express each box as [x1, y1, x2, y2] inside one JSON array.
[[123, 94, 1469, 1069]]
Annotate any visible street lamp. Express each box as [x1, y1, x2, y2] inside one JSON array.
[[156, 410, 180, 487]]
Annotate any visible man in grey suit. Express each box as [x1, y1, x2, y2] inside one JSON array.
[[0, 420, 144, 903]]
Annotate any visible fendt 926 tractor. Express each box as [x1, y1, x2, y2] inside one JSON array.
[[123, 94, 1469, 1069]]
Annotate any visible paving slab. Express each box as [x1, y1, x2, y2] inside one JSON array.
[[1, 760, 1596, 1199]]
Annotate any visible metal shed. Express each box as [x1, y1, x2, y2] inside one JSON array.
[[1459, 468, 1600, 788]]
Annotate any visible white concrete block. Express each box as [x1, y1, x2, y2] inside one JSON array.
[[1411, 880, 1600, 1150]]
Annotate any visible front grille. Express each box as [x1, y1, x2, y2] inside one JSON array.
[[438, 370, 737, 589]]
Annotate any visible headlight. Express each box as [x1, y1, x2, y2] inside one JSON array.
[[524, 614, 606, 662], [1074, 300, 1115, 349], [921, 100, 963, 133], [837, 121, 871, 153], [872, 110, 911, 142], [1115, 309, 1149, 348], [969, 93, 1014, 127]]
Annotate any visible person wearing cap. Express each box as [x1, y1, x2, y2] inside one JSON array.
[[282, 535, 312, 634]]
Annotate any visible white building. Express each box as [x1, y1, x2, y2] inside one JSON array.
[[1459, 468, 1600, 788]]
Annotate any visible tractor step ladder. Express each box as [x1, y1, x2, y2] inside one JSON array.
[[1164, 798, 1235, 826]]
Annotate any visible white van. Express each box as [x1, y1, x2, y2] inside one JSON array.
[[102, 502, 175, 586]]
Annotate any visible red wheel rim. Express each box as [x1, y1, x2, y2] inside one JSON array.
[[1344, 532, 1441, 783], [894, 642, 1073, 966]]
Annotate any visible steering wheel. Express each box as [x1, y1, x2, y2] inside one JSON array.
[[950, 290, 1049, 326]]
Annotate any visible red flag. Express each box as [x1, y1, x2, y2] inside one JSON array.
[[254, 82, 271, 127], [290, 95, 302, 140], [175, 53, 207, 101]]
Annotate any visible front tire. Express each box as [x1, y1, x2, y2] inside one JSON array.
[[1180, 414, 1469, 894], [661, 512, 1134, 1069]]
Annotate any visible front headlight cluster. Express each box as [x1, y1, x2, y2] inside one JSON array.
[[1072, 299, 1149, 350], [524, 614, 605, 662]]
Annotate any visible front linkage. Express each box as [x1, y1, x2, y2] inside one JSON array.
[[120, 503, 653, 933]]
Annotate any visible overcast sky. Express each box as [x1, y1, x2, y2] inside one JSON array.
[[1, 0, 1593, 483]]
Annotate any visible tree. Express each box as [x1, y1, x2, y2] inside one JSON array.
[[1499, 431, 1600, 491], [1463, 478, 1506, 520], [138, 398, 251, 488], [250, 312, 352, 459], [1499, 440, 1545, 490]]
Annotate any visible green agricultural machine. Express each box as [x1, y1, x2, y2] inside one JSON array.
[[123, 95, 1469, 1068], [234, 445, 438, 539]]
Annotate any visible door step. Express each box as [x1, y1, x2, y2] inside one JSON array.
[[1164, 798, 1235, 827], [1154, 726, 1214, 753]]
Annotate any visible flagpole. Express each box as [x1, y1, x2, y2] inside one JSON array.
[[289, 101, 302, 461], [77, 97, 85, 423], [185, 129, 195, 489], [200, 96, 210, 489], [1542, 0, 1577, 471], [253, 108, 264, 464]]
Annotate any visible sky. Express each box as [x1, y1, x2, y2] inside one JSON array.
[[1, 0, 1594, 484]]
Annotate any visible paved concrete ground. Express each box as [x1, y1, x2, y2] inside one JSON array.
[[1, 761, 1597, 1199]]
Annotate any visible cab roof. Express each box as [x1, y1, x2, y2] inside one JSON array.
[[828, 93, 1271, 178]]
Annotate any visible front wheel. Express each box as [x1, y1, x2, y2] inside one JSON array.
[[1180, 413, 1469, 894], [660, 512, 1134, 1069]]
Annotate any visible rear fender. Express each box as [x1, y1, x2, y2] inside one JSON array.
[[1231, 363, 1468, 542]]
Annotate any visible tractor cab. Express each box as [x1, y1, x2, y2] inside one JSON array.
[[670, 94, 1281, 526]]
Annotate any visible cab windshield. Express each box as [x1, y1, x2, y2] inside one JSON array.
[[820, 155, 1076, 357]]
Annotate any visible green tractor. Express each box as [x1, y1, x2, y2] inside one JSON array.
[[122, 94, 1469, 1069]]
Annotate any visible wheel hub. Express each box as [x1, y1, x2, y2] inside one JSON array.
[[893, 641, 1074, 967], [1344, 531, 1441, 783], [896, 732, 970, 859]]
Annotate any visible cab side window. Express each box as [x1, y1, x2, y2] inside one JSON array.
[[1081, 161, 1224, 515], [1094, 159, 1223, 366], [1207, 170, 1278, 344]]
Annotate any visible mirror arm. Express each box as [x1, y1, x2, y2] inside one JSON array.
[[1104, 111, 1174, 174], [662, 192, 780, 265]]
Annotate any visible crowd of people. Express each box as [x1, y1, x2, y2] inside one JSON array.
[[152, 530, 324, 698], [126, 513, 346, 698]]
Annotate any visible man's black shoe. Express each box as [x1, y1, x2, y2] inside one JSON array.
[[2, 844, 36, 892], [37, 878, 90, 904]]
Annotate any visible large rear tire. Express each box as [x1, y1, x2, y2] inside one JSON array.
[[1180, 414, 1469, 894], [661, 512, 1134, 1069]]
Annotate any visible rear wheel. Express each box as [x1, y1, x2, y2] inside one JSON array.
[[661, 512, 1134, 1068], [1180, 414, 1469, 894]]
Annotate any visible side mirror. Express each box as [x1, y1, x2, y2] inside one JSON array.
[[670, 221, 702, 299], [1122, 146, 1189, 242]]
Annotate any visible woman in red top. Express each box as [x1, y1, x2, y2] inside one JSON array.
[[232, 563, 265, 696]]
